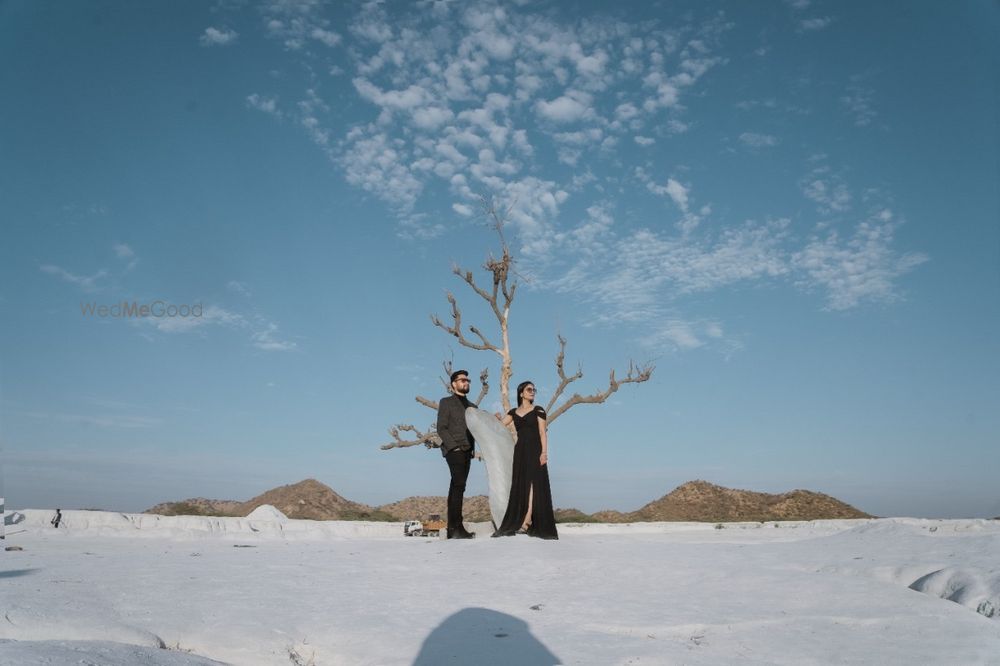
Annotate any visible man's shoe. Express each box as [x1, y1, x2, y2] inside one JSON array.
[[448, 527, 475, 539]]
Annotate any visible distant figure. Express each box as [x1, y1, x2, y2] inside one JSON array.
[[492, 381, 558, 539], [437, 370, 477, 539], [51, 509, 62, 528]]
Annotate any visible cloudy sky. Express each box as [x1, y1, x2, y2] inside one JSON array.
[[1, 0, 997, 518]]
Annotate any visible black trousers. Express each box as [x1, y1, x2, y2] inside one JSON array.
[[444, 448, 472, 529]]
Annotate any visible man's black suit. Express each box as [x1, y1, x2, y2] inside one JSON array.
[[437, 393, 477, 532]]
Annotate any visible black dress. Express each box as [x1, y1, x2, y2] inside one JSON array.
[[493, 406, 558, 540]]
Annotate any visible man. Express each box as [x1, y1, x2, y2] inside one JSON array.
[[437, 369, 477, 539]]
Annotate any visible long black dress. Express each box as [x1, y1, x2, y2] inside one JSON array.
[[493, 405, 558, 540]]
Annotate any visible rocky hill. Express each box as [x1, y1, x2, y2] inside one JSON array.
[[148, 479, 393, 521], [377, 495, 492, 522], [625, 480, 872, 522], [147, 479, 871, 523], [146, 498, 245, 517], [237, 479, 393, 521]]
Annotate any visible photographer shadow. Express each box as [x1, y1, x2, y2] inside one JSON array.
[[413, 607, 560, 665]]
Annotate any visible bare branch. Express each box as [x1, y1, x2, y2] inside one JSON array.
[[416, 396, 438, 411], [430, 293, 500, 354], [546, 334, 584, 413], [381, 423, 441, 450], [474, 367, 490, 405], [547, 351, 654, 425], [454, 265, 498, 313]]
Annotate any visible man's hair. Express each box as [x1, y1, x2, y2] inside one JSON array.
[[450, 370, 469, 383]]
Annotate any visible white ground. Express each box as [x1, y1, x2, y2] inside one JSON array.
[[1, 509, 998, 665]]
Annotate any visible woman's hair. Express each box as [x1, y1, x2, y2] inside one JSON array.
[[516, 380, 535, 406]]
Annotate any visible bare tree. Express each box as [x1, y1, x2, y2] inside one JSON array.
[[381, 196, 654, 451]]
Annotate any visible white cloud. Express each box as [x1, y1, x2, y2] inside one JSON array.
[[793, 212, 928, 310], [353, 78, 431, 111], [113, 243, 138, 271], [251, 322, 298, 351], [666, 119, 690, 134], [664, 179, 689, 213], [802, 178, 851, 214], [799, 159, 853, 215], [643, 320, 705, 350], [247, 94, 282, 118], [739, 132, 779, 148], [264, 0, 340, 51], [799, 17, 834, 31], [200, 27, 238, 47], [552, 218, 792, 326], [634, 135, 655, 146], [535, 94, 591, 123], [615, 103, 640, 121], [841, 85, 877, 127], [227, 281, 252, 297], [340, 128, 424, 212], [40, 264, 108, 292], [452, 203, 474, 217], [411, 107, 455, 130], [310, 28, 341, 47], [146, 304, 244, 334], [638, 169, 691, 215], [140, 304, 298, 351]]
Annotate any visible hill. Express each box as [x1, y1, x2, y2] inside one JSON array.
[[625, 480, 872, 522], [146, 479, 871, 523], [377, 495, 492, 522], [237, 479, 394, 521], [146, 498, 244, 517], [147, 480, 394, 521]]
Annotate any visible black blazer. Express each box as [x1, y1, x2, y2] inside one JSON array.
[[436, 394, 477, 457]]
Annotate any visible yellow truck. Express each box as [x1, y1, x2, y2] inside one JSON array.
[[403, 514, 446, 537]]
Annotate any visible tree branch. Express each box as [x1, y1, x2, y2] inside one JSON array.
[[547, 355, 654, 425], [430, 292, 500, 354], [381, 423, 441, 450], [415, 396, 438, 411], [474, 367, 490, 405], [546, 334, 584, 413]]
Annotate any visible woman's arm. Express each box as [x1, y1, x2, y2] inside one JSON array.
[[538, 413, 548, 465], [495, 412, 514, 427]]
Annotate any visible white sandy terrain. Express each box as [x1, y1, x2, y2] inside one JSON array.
[[1, 509, 998, 665]]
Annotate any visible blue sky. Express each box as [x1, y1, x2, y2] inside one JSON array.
[[1, 0, 997, 518]]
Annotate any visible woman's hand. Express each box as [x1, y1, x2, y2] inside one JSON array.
[[539, 452, 548, 465], [494, 411, 503, 420]]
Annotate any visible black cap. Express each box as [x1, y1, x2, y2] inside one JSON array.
[[450, 370, 469, 383]]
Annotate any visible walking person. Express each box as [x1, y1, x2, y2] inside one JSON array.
[[436, 370, 477, 539]]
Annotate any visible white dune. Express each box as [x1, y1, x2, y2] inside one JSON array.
[[1, 510, 998, 664]]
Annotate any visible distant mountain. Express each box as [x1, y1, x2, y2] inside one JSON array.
[[623, 480, 872, 522], [146, 498, 244, 517], [377, 495, 492, 522], [147, 479, 394, 521], [237, 479, 393, 520], [146, 478, 871, 523]]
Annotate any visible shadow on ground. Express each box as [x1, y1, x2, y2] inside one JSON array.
[[0, 569, 37, 579], [413, 607, 560, 665]]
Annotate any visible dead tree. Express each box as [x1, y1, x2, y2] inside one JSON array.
[[381, 196, 654, 451]]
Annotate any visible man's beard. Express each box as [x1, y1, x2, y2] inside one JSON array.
[[454, 385, 469, 395]]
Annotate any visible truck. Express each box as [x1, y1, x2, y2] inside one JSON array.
[[403, 514, 446, 537]]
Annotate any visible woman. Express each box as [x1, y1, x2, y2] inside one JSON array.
[[492, 381, 558, 539]]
